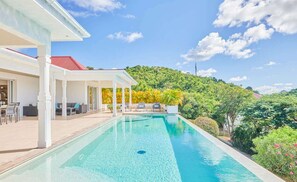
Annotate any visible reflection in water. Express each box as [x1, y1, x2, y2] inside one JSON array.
[[164, 116, 259, 182]]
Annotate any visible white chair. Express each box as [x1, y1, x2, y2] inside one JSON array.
[[0, 105, 7, 125], [5, 103, 20, 123], [12, 102, 20, 122]]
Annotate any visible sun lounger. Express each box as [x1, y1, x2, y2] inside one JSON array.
[[152, 103, 161, 112], [137, 102, 146, 112]]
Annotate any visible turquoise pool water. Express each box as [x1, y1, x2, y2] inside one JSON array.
[[0, 115, 261, 182]]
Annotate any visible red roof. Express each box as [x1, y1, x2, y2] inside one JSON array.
[[253, 93, 262, 99], [51, 56, 87, 70]]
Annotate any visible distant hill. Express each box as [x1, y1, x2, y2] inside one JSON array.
[[126, 65, 255, 120], [287, 88, 297, 96], [126, 65, 228, 94]]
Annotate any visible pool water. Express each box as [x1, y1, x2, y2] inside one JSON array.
[[0, 115, 260, 182]]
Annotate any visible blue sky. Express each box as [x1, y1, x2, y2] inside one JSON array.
[[22, 0, 297, 94]]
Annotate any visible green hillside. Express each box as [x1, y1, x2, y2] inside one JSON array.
[[126, 65, 253, 120], [126, 65, 227, 93]]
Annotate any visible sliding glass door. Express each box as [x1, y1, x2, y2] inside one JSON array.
[[87, 86, 98, 111]]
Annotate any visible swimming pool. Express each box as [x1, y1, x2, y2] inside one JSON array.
[[0, 115, 271, 181]]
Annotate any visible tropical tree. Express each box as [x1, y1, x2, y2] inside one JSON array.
[[161, 89, 183, 105], [216, 85, 254, 135], [232, 94, 297, 154], [242, 94, 297, 129]]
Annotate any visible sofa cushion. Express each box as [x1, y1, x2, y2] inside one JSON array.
[[74, 103, 80, 109]]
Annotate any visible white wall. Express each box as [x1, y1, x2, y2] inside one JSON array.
[[0, 71, 39, 116], [55, 81, 87, 104], [67, 81, 86, 104]]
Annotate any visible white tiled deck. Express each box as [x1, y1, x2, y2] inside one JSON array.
[[0, 112, 113, 173]]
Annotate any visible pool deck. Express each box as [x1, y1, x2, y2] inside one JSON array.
[[0, 112, 114, 174]]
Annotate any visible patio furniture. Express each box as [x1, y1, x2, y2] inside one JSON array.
[[23, 104, 38, 116], [0, 105, 7, 125], [123, 102, 130, 111], [4, 103, 18, 123], [67, 103, 81, 114], [152, 103, 161, 112], [56, 103, 77, 116], [12, 102, 21, 122], [79, 104, 88, 114], [137, 102, 146, 112]]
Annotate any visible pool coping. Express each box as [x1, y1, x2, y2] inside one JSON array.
[[0, 115, 122, 176], [178, 115, 284, 182]]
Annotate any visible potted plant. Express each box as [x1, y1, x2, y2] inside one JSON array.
[[107, 104, 120, 113], [161, 89, 183, 114]]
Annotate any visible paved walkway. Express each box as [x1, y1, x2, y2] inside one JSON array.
[[0, 112, 113, 173]]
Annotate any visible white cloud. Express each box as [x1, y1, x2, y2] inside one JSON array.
[[253, 66, 264, 70], [266, 61, 276, 66], [214, 0, 297, 34], [181, 24, 273, 62], [256, 84, 294, 95], [229, 76, 248, 82], [122, 14, 136, 19], [63, 0, 124, 12], [285, 83, 293, 86], [242, 24, 274, 44], [107, 32, 143, 43], [273, 83, 284, 86], [67, 10, 96, 17], [181, 33, 226, 62], [273, 83, 293, 86], [196, 68, 217, 77], [253, 60, 277, 70], [181, 71, 191, 74], [189, 0, 297, 64]]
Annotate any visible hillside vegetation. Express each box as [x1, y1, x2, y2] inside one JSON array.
[[126, 65, 226, 93], [126, 66, 253, 122]]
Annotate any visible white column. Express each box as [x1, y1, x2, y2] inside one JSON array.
[[96, 87, 99, 111], [51, 77, 56, 120], [62, 80, 67, 118], [84, 81, 88, 106], [92, 87, 95, 111], [122, 87, 125, 113], [98, 82, 102, 112], [112, 80, 117, 117], [129, 86, 132, 109], [37, 45, 52, 148]]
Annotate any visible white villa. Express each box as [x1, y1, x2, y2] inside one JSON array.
[[0, 0, 137, 149]]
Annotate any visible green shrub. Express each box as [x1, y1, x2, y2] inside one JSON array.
[[253, 126, 297, 181], [179, 93, 200, 119], [192, 117, 219, 137], [231, 122, 266, 154], [107, 104, 120, 112]]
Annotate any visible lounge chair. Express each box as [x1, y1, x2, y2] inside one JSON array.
[[137, 102, 146, 112], [152, 103, 161, 112]]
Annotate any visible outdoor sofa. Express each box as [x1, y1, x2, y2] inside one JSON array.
[[56, 103, 81, 116]]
